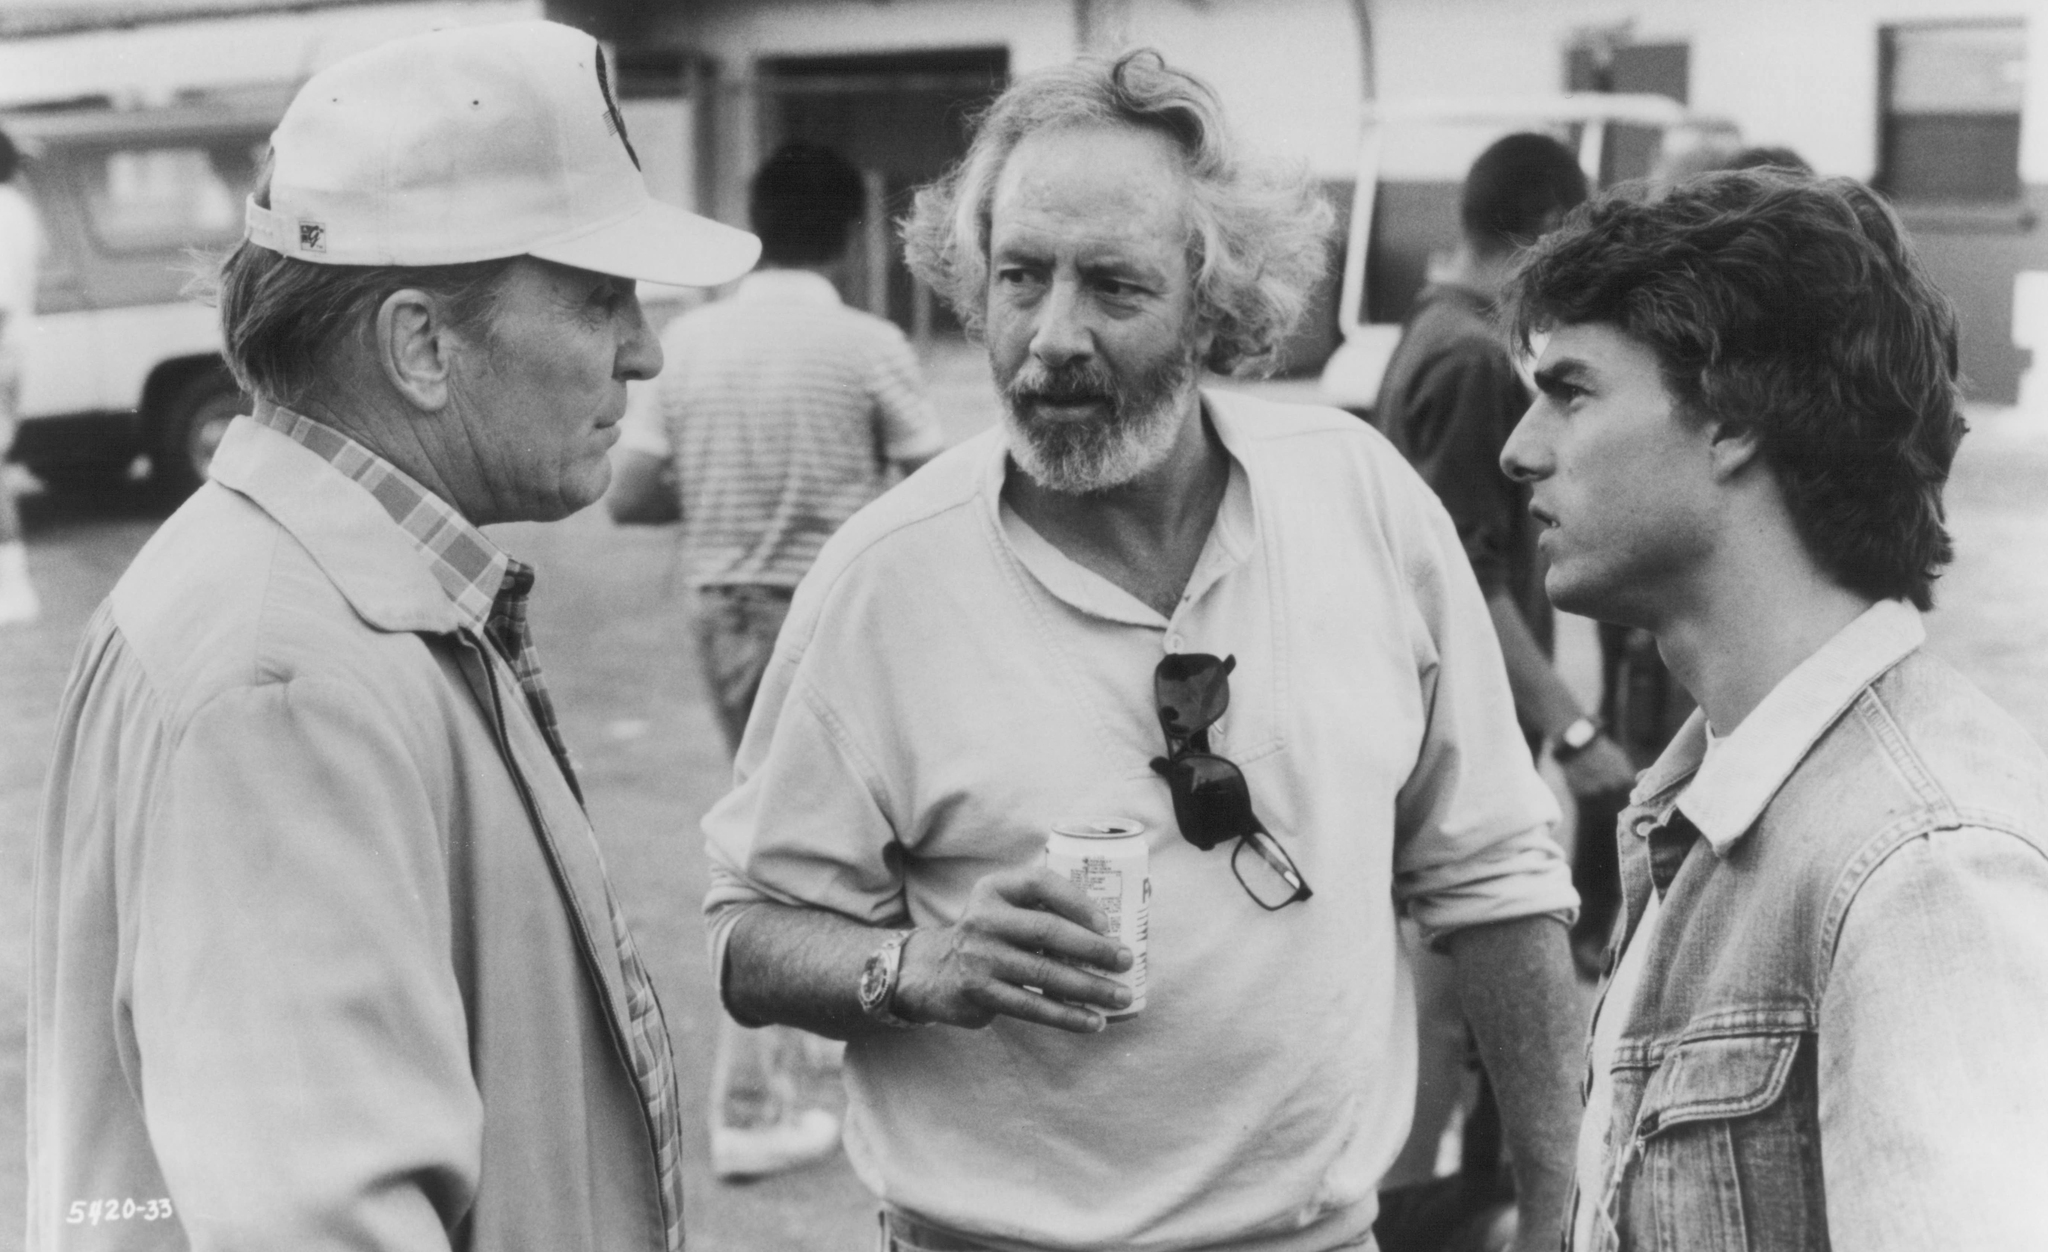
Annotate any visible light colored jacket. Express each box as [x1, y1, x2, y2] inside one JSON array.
[[29, 420, 673, 1250], [1580, 602, 2048, 1252]]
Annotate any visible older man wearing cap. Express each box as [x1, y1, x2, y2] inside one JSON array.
[[27, 21, 757, 1252]]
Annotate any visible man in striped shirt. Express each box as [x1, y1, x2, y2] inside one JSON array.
[[609, 142, 942, 1180]]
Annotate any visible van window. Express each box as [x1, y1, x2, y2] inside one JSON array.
[[77, 141, 261, 254]]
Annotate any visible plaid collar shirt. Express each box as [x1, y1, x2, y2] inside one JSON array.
[[254, 406, 687, 1250]]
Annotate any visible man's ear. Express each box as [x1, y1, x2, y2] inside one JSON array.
[[374, 289, 456, 412], [1707, 418, 1764, 481]]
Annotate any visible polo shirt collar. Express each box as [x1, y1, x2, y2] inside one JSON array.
[[1636, 598, 1925, 852], [985, 388, 1258, 627], [733, 268, 842, 307]]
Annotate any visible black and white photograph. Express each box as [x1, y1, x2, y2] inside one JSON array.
[[1, 1, 2044, 1249]]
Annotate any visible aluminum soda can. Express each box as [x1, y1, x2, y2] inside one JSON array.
[[1044, 817, 1149, 1017]]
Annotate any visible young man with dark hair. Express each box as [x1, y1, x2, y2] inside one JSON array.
[[609, 140, 941, 1181], [1502, 169, 2048, 1250]]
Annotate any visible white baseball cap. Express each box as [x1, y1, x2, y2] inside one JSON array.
[[245, 20, 760, 286]]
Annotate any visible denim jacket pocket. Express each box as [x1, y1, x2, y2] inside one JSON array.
[[1618, 1031, 1829, 1252]]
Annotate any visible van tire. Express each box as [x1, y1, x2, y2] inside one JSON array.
[[152, 370, 248, 498]]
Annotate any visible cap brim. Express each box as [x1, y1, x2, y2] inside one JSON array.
[[529, 199, 761, 287]]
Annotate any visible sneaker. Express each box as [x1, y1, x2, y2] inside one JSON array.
[[710, 1108, 841, 1182]]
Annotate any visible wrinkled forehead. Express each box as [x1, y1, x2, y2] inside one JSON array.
[[987, 124, 1194, 257]]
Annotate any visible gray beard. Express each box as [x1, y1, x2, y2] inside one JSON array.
[[998, 349, 1201, 495]]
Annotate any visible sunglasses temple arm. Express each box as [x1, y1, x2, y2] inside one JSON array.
[[1246, 829, 1310, 896]]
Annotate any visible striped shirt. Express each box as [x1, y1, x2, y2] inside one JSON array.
[[252, 405, 688, 1251], [618, 268, 944, 588]]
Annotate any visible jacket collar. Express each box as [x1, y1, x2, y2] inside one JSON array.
[[206, 415, 468, 636], [1634, 598, 1925, 852]]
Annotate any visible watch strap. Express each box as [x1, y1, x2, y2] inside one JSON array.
[[859, 929, 921, 1028]]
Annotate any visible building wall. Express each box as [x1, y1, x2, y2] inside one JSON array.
[[0, 0, 539, 108], [643, 0, 1365, 176], [600, 0, 2043, 399], [1372, 0, 2044, 185], [1367, 0, 2045, 401], [642, 0, 2041, 188]]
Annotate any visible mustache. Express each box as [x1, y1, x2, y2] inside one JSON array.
[[1003, 360, 1127, 409]]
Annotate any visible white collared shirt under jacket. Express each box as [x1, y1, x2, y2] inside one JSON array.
[[704, 390, 1576, 1252]]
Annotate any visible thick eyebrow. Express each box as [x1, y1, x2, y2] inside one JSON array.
[[988, 234, 1167, 286], [1531, 359, 1591, 396], [989, 239, 1044, 266], [1080, 256, 1166, 288]]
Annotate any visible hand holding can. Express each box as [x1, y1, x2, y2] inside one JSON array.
[[1044, 818, 1150, 1018], [889, 865, 1131, 1033]]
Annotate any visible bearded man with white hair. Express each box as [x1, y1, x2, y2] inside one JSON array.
[[704, 49, 1584, 1252]]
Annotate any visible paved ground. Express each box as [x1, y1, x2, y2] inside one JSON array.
[[2, 342, 2044, 1251]]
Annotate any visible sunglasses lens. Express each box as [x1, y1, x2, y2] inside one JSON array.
[[1154, 653, 1233, 741], [1165, 753, 1256, 850]]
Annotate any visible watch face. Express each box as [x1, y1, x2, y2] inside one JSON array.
[[858, 953, 888, 1013]]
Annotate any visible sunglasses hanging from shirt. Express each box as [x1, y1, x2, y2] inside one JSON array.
[[1149, 652, 1313, 911]]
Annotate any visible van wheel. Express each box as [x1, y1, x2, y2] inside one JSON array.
[[152, 370, 247, 498]]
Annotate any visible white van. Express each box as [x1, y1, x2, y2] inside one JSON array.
[[4, 97, 280, 495]]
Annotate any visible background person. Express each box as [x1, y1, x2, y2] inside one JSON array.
[[704, 50, 1584, 1252], [1371, 131, 1632, 1252], [608, 140, 942, 1181], [28, 22, 759, 1249], [1502, 169, 2048, 1251], [0, 126, 41, 625]]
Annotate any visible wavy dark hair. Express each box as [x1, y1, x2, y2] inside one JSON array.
[[902, 48, 1332, 377], [1504, 170, 1965, 609]]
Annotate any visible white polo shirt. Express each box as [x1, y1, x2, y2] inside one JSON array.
[[704, 389, 1574, 1252]]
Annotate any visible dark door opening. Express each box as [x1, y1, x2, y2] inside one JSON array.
[[758, 47, 1009, 337]]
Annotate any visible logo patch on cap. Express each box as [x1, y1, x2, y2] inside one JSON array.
[[299, 221, 327, 253], [594, 53, 640, 171]]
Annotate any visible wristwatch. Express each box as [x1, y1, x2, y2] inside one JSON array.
[[856, 930, 922, 1028], [1553, 715, 1602, 763]]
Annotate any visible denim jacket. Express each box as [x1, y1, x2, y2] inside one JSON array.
[[1577, 601, 2048, 1252]]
